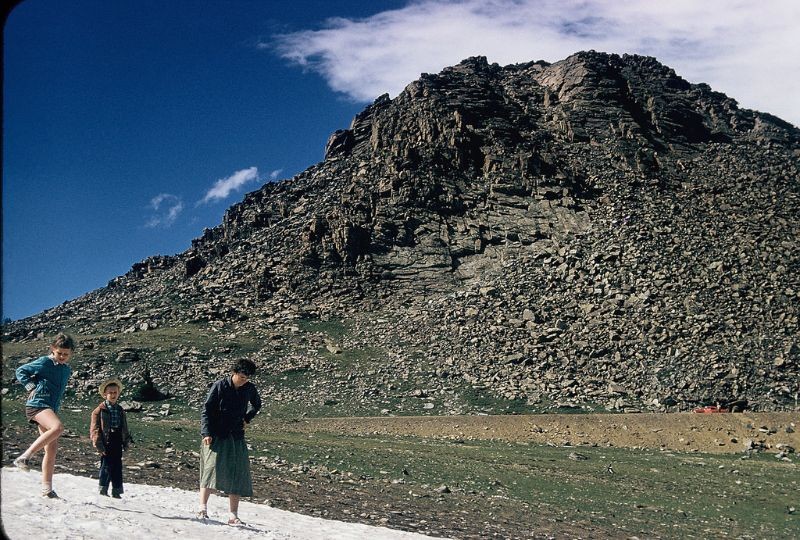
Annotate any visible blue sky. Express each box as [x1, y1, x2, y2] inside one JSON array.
[[3, 0, 799, 321]]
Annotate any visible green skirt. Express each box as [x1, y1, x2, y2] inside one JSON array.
[[199, 437, 253, 496]]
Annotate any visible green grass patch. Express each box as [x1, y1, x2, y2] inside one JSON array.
[[297, 318, 350, 341], [263, 367, 315, 390], [460, 385, 533, 414], [320, 346, 385, 371], [242, 426, 799, 538]]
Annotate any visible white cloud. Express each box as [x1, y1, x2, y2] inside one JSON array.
[[271, 0, 800, 126], [145, 193, 184, 228], [199, 166, 259, 205]]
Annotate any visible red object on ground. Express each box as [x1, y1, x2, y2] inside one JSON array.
[[692, 405, 730, 413]]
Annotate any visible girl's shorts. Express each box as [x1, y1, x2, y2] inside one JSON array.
[[25, 407, 50, 424]]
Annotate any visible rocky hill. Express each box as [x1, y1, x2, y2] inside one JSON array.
[[4, 51, 799, 413]]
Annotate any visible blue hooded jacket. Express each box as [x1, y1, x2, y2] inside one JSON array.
[[16, 355, 72, 413]]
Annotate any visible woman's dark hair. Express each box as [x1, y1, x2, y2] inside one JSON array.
[[232, 359, 256, 377]]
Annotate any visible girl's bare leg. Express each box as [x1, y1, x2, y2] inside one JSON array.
[[26, 410, 64, 491], [22, 409, 64, 458]]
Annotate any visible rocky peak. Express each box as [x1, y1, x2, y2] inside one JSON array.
[[5, 52, 798, 413]]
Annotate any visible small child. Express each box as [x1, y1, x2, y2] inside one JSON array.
[[14, 332, 76, 498], [90, 378, 132, 498]]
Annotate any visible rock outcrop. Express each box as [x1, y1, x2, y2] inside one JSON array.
[[4, 51, 799, 412]]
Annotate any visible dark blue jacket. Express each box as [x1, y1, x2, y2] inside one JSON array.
[[16, 355, 72, 413], [200, 376, 261, 440]]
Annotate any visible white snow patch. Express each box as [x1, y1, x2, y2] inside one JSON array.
[[1, 467, 444, 540]]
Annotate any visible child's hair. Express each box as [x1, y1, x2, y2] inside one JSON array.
[[51, 332, 76, 350], [232, 359, 256, 377]]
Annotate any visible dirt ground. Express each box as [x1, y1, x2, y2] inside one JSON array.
[[279, 411, 799, 454]]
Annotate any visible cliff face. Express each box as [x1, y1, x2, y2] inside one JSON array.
[[6, 51, 799, 411]]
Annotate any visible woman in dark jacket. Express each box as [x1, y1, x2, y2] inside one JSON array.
[[197, 359, 261, 525]]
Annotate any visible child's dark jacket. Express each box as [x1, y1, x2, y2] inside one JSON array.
[[90, 402, 132, 453]]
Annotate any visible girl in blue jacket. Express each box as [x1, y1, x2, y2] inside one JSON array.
[[14, 333, 75, 498]]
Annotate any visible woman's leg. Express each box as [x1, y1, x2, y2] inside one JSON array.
[[228, 494, 240, 516]]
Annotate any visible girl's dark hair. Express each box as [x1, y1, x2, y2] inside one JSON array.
[[232, 359, 256, 377], [51, 332, 76, 350]]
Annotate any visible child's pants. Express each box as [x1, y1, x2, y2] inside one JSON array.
[[99, 430, 124, 493]]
